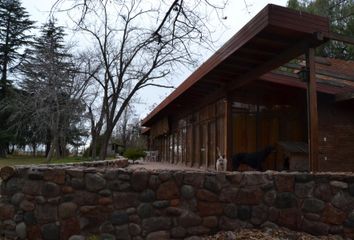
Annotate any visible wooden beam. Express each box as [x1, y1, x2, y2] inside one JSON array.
[[306, 48, 319, 172], [224, 96, 233, 171], [227, 38, 317, 91], [336, 91, 354, 102], [325, 32, 354, 46]]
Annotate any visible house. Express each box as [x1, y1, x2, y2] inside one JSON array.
[[141, 4, 354, 172]]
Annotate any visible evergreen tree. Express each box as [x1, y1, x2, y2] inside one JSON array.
[[287, 0, 354, 60], [0, 0, 33, 88], [0, 0, 33, 158], [19, 20, 85, 161]]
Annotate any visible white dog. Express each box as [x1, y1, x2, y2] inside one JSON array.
[[216, 147, 227, 171]]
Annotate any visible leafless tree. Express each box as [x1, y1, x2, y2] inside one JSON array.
[[51, 0, 228, 159]]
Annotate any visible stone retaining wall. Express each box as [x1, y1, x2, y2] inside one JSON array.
[[1, 163, 354, 240]]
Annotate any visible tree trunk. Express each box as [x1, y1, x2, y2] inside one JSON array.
[[32, 143, 37, 157], [0, 145, 6, 158]]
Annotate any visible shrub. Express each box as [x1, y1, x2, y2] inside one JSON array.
[[123, 148, 146, 163]]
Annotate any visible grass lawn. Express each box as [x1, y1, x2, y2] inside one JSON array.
[[0, 155, 92, 168]]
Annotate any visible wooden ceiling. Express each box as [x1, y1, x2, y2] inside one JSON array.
[[142, 4, 330, 127]]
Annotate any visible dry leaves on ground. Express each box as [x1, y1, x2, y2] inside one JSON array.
[[203, 227, 345, 240]]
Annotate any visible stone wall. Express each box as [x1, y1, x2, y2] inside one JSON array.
[[1, 163, 354, 240]]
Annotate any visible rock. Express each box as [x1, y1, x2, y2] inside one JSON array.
[[23, 212, 36, 225], [142, 217, 172, 233], [113, 192, 139, 209], [20, 200, 35, 212], [330, 181, 348, 189], [41, 182, 60, 198], [224, 204, 238, 219], [148, 175, 161, 190], [35, 196, 46, 204], [67, 168, 84, 178], [220, 187, 238, 202], [129, 223, 141, 236], [219, 216, 242, 230], [43, 169, 65, 184], [129, 214, 141, 224], [85, 173, 106, 192], [41, 222, 60, 240], [3, 219, 16, 229], [251, 205, 268, 226], [295, 182, 315, 198], [275, 192, 297, 209], [71, 178, 85, 189], [268, 207, 279, 222], [197, 189, 219, 202], [115, 224, 130, 240], [146, 231, 170, 240], [28, 168, 44, 180], [0, 203, 15, 220], [322, 204, 346, 225], [156, 180, 179, 200], [197, 202, 223, 217], [22, 180, 42, 195], [100, 221, 115, 233], [203, 216, 218, 228], [171, 226, 186, 238], [263, 190, 276, 206], [27, 225, 41, 240], [99, 189, 112, 197], [137, 203, 153, 219], [295, 174, 313, 183], [278, 208, 301, 229], [68, 236, 85, 240], [332, 191, 354, 211], [126, 208, 136, 215], [302, 198, 325, 213], [179, 211, 202, 227], [59, 202, 77, 219], [184, 237, 202, 240], [99, 197, 113, 205], [184, 172, 204, 188], [62, 186, 74, 194], [11, 192, 25, 205], [35, 204, 58, 223], [302, 219, 329, 236], [204, 176, 221, 193], [131, 171, 149, 191], [101, 233, 116, 240], [304, 213, 320, 221], [60, 217, 80, 240], [236, 187, 263, 205], [72, 191, 99, 205], [107, 180, 130, 191], [4, 177, 24, 195], [181, 185, 195, 199], [274, 175, 294, 192], [166, 207, 184, 216], [187, 226, 210, 235], [314, 183, 333, 202], [152, 200, 170, 209], [14, 213, 24, 223], [237, 205, 251, 221], [159, 171, 172, 182], [349, 184, 354, 196], [139, 189, 155, 202], [111, 211, 129, 225]]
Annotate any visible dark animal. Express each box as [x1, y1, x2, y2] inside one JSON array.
[[231, 146, 275, 171]]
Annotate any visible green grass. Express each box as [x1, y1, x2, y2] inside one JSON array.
[[0, 155, 92, 168]]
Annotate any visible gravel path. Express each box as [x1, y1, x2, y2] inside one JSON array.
[[127, 160, 212, 172]]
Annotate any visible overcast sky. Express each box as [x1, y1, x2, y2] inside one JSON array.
[[21, 0, 288, 119]]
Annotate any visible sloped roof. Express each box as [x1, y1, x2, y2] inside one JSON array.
[[142, 4, 331, 127]]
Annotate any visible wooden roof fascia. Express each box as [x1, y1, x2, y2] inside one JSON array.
[[325, 32, 354, 46], [141, 5, 270, 126]]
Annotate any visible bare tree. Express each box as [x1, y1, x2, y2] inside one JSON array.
[[52, 0, 228, 159]]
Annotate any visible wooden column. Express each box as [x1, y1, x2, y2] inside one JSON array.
[[306, 48, 319, 172], [224, 96, 233, 170]]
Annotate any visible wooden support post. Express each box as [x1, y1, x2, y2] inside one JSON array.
[[224, 96, 233, 171], [306, 48, 319, 172]]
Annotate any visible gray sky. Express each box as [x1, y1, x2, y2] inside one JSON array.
[[21, 0, 288, 118]]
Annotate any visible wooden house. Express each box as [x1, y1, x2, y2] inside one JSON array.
[[141, 4, 354, 172]]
